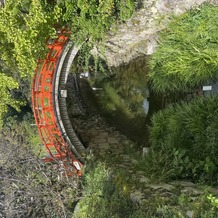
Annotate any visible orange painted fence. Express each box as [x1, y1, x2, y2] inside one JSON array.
[[32, 29, 83, 176]]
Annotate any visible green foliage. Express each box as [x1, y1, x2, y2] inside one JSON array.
[[118, 0, 134, 21], [0, 0, 63, 124], [3, 113, 41, 149], [0, 0, 61, 77], [140, 96, 218, 184], [149, 3, 218, 92], [133, 192, 218, 218], [0, 0, 136, 124], [75, 160, 218, 217], [0, 0, 135, 77], [15, 113, 44, 155], [57, 0, 135, 43], [74, 162, 135, 218], [208, 194, 218, 208], [0, 73, 24, 128], [56, 0, 135, 74]]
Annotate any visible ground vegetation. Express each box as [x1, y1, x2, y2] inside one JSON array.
[[0, 114, 80, 217], [140, 96, 218, 185]]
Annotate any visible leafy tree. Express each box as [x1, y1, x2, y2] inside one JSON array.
[[0, 0, 62, 77], [0, 0, 135, 126], [57, 0, 135, 43], [0, 0, 135, 77], [0, 0, 63, 124], [0, 73, 24, 128], [149, 3, 218, 93]]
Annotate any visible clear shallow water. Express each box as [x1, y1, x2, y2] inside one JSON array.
[[73, 55, 198, 144], [80, 56, 162, 144]]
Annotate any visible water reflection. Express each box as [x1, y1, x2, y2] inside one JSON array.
[[91, 73, 149, 119], [84, 56, 152, 143], [143, 98, 149, 114]]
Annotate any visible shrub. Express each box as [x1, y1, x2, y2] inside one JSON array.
[[57, 0, 135, 43], [74, 162, 135, 218], [149, 3, 218, 93], [141, 95, 218, 184]]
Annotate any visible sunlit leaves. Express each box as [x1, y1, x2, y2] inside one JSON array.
[[119, 0, 134, 21], [0, 0, 61, 77], [0, 73, 24, 128]]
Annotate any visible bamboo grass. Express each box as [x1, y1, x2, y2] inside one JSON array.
[[149, 3, 218, 93], [146, 95, 218, 184]]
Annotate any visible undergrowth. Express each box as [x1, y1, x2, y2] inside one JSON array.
[[74, 160, 218, 217], [74, 162, 135, 218]]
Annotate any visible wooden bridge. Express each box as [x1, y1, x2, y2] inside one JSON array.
[[32, 29, 86, 176]]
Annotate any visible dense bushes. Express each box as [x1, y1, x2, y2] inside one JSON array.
[[57, 0, 135, 43], [149, 3, 218, 92], [73, 161, 218, 217], [0, 0, 62, 77], [141, 96, 218, 184], [74, 162, 136, 217], [145, 3, 218, 185]]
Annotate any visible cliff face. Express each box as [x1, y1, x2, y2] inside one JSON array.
[[93, 0, 217, 67]]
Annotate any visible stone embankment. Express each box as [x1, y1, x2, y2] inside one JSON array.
[[93, 0, 218, 67], [66, 76, 218, 217]]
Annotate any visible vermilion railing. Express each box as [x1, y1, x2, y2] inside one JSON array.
[[32, 29, 82, 176]]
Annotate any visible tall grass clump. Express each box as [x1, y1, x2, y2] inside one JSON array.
[[141, 96, 218, 184], [149, 3, 218, 93]]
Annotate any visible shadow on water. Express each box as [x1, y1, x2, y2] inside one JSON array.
[[78, 56, 164, 145]]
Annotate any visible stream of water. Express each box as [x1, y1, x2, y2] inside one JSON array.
[[77, 56, 163, 144]]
